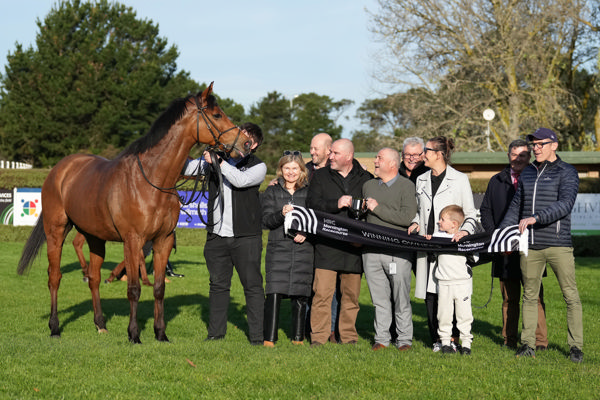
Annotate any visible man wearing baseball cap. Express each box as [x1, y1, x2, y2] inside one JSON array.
[[499, 127, 584, 363]]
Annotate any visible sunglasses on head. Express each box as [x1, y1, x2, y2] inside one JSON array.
[[284, 150, 302, 156]]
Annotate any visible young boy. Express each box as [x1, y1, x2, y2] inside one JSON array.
[[428, 205, 474, 355]]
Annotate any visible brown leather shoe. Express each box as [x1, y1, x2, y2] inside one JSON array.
[[397, 344, 411, 351], [310, 342, 323, 348], [328, 331, 338, 344], [536, 345, 548, 351], [372, 343, 387, 351]]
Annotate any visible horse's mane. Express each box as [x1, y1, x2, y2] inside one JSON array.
[[118, 92, 218, 157]]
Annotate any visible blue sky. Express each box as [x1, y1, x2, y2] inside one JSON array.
[[0, 0, 384, 136]]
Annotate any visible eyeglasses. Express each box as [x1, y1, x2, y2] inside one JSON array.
[[403, 152, 423, 160], [424, 147, 438, 153], [284, 150, 302, 156], [528, 141, 554, 149]]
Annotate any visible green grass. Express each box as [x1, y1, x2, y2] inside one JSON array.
[[1, 232, 599, 399]]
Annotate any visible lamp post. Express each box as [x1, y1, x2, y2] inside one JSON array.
[[483, 108, 495, 152], [289, 94, 299, 108]]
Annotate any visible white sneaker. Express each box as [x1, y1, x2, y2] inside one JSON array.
[[432, 341, 442, 352]]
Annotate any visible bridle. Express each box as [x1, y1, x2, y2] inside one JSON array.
[[191, 95, 251, 157], [136, 93, 252, 193]]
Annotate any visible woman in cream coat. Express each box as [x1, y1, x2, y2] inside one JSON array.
[[407, 136, 477, 351]]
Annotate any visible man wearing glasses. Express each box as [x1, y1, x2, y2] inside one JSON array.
[[399, 137, 430, 184], [499, 128, 583, 363], [480, 139, 548, 351]]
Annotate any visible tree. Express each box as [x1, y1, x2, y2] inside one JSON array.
[[0, 0, 199, 167], [247, 91, 350, 171], [369, 0, 600, 151]]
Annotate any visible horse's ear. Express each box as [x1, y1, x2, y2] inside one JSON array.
[[200, 82, 214, 100]]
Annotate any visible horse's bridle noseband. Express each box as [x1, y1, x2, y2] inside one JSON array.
[[191, 95, 251, 158]]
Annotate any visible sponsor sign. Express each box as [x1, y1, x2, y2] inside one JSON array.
[[0, 189, 13, 225], [571, 193, 600, 235], [177, 191, 208, 229], [13, 188, 42, 226]]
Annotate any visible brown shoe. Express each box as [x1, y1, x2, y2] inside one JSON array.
[[310, 342, 323, 348], [372, 343, 387, 351], [344, 340, 358, 345], [328, 331, 338, 344], [535, 345, 548, 351], [292, 340, 304, 345], [263, 340, 275, 347], [397, 344, 412, 351]]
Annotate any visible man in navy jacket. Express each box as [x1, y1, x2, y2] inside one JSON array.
[[499, 128, 583, 363], [480, 139, 547, 350]]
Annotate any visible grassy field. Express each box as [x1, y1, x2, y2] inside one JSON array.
[[1, 229, 599, 399]]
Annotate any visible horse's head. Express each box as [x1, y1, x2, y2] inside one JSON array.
[[193, 83, 252, 158]]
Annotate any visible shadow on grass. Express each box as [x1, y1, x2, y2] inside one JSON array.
[[44, 291, 254, 343]]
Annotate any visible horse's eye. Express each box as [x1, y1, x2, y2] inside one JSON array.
[[212, 113, 222, 119]]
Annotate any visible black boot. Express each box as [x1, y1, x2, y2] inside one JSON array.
[[291, 296, 309, 343], [264, 293, 282, 344], [166, 260, 184, 278]]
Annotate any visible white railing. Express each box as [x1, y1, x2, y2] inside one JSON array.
[[0, 160, 33, 169]]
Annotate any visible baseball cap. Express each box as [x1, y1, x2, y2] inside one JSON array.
[[527, 128, 557, 142]]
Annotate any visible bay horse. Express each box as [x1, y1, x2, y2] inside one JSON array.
[[17, 83, 251, 343]]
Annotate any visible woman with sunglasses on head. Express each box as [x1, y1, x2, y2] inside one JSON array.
[[407, 136, 478, 353], [261, 151, 314, 347]]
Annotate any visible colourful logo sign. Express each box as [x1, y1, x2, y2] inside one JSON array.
[[21, 199, 39, 217]]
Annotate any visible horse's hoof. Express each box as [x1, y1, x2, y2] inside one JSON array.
[[129, 337, 142, 344], [97, 328, 108, 334], [104, 279, 110, 284], [156, 334, 169, 342], [50, 333, 61, 339], [82, 277, 89, 283]]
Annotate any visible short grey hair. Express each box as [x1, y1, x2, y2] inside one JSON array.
[[402, 137, 425, 152]]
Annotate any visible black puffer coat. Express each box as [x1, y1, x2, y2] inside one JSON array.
[[261, 179, 314, 297]]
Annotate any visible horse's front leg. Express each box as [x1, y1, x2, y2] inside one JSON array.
[[151, 236, 173, 342], [86, 236, 107, 333], [123, 239, 142, 343]]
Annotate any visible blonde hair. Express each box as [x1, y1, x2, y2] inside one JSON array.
[[276, 154, 309, 189], [439, 204, 465, 225]]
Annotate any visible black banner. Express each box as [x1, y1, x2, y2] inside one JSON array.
[[284, 206, 527, 255]]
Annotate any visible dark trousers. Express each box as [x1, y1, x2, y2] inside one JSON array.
[[425, 292, 459, 343], [203, 234, 264, 342], [264, 293, 309, 342]]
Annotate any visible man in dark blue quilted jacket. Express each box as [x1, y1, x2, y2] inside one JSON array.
[[500, 127, 583, 363]]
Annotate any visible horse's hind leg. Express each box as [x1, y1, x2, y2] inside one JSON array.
[[45, 220, 73, 337], [72, 232, 89, 282], [85, 235, 108, 333], [105, 260, 126, 284]]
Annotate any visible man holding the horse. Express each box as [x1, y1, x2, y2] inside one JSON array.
[[183, 122, 267, 345]]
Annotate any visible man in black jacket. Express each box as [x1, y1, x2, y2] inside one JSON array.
[[480, 139, 547, 350], [183, 122, 266, 345], [306, 139, 373, 346], [500, 128, 583, 363]]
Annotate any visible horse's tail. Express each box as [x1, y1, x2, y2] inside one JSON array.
[[17, 214, 47, 275]]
